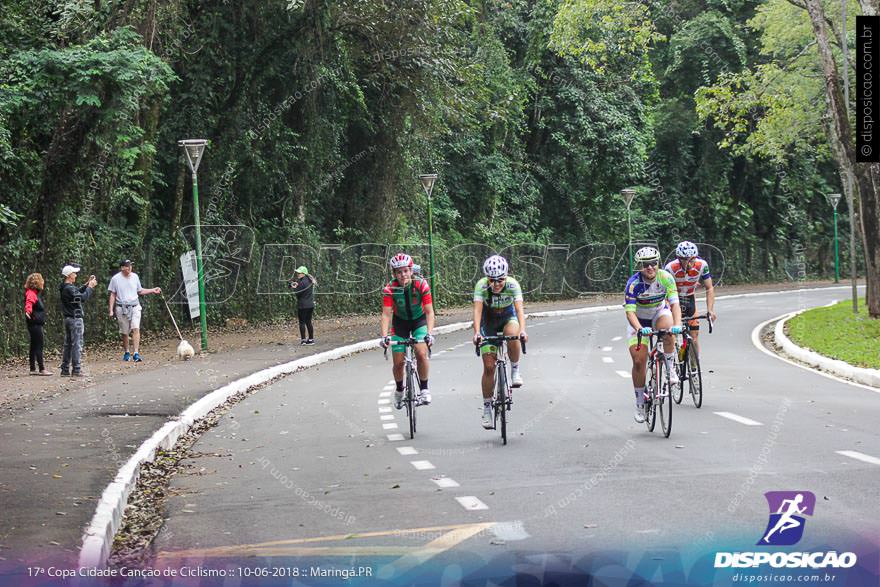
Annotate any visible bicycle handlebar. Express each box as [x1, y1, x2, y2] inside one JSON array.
[[383, 336, 432, 360], [473, 334, 527, 356], [636, 328, 674, 350]]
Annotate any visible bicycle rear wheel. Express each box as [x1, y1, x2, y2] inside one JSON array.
[[689, 348, 703, 408], [659, 359, 673, 438], [407, 367, 418, 438], [497, 366, 508, 445]]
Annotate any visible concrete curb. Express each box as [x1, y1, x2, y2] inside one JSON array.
[[79, 322, 473, 568], [77, 284, 855, 568], [774, 310, 880, 389]]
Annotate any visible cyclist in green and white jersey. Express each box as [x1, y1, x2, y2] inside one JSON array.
[[624, 247, 682, 423], [473, 255, 527, 429]]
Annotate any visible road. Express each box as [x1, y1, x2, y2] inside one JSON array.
[[151, 288, 878, 584]]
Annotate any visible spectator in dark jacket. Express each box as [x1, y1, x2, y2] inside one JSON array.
[[24, 272, 51, 375], [59, 265, 97, 377], [289, 266, 317, 345]]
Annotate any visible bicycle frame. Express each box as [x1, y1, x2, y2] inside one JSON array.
[[475, 334, 526, 445]]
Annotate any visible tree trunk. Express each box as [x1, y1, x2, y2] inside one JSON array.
[[804, 0, 880, 316]]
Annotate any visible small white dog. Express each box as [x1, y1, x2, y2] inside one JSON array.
[[177, 340, 195, 360]]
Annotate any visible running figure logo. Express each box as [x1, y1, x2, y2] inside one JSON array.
[[759, 491, 816, 546]]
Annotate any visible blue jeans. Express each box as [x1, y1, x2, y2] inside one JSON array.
[[61, 317, 84, 374]]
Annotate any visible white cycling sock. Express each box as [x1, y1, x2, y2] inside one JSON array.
[[634, 387, 646, 407], [511, 362, 519, 370]]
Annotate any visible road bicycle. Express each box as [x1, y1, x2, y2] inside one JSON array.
[[384, 336, 431, 439], [637, 329, 673, 438], [475, 334, 526, 445], [673, 314, 714, 408]]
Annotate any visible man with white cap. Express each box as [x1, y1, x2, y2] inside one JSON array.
[[59, 265, 97, 377], [108, 259, 162, 362]]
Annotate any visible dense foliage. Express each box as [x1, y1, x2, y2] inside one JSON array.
[[0, 0, 862, 357]]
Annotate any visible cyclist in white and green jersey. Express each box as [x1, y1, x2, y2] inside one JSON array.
[[473, 255, 528, 429], [625, 247, 682, 423]]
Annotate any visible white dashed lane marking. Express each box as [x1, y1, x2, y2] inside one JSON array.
[[379, 407, 392, 413], [602, 346, 613, 352], [380, 415, 395, 421], [411, 460, 435, 470], [456, 496, 489, 511], [397, 447, 418, 456], [612, 336, 622, 342], [602, 357, 614, 363], [836, 450, 880, 466], [382, 423, 399, 430], [386, 433, 404, 441], [379, 391, 392, 398], [432, 477, 461, 488], [615, 370, 630, 379], [378, 399, 391, 405], [714, 412, 763, 426]]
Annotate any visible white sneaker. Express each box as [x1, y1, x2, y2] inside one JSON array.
[[634, 405, 646, 423], [394, 390, 404, 409], [417, 390, 431, 405], [481, 404, 493, 429], [511, 370, 524, 388]]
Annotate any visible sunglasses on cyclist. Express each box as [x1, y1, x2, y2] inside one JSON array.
[[638, 260, 659, 269], [488, 277, 507, 284]]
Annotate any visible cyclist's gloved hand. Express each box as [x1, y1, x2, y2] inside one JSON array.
[[473, 334, 483, 346], [639, 327, 652, 335], [424, 334, 435, 346], [380, 336, 391, 349], [670, 325, 683, 334]]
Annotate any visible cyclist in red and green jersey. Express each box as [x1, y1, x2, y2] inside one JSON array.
[[380, 253, 435, 408]]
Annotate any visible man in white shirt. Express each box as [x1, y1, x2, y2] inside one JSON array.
[[108, 259, 161, 362]]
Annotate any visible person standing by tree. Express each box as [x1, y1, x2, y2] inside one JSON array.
[[59, 265, 97, 377], [108, 259, 162, 362], [289, 266, 317, 345], [24, 272, 51, 376]]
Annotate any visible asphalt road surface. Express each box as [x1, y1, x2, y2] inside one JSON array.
[[151, 288, 878, 584]]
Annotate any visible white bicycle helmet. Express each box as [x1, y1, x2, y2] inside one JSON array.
[[676, 241, 699, 259], [482, 255, 509, 278], [634, 246, 661, 264], [389, 253, 413, 269]]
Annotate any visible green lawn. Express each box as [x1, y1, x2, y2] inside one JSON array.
[[786, 298, 880, 370]]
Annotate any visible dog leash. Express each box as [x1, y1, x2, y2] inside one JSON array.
[[160, 294, 184, 341]]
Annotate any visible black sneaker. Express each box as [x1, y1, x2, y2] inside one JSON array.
[[305, 339, 315, 345], [300, 339, 307, 345], [60, 371, 70, 377]]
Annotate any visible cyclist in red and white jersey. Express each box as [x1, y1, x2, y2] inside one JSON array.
[[664, 241, 716, 355]]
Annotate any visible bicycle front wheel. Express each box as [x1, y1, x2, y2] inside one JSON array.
[[659, 358, 673, 438], [646, 358, 657, 432], [496, 364, 508, 445], [407, 367, 418, 438], [689, 348, 703, 408], [673, 343, 684, 405]]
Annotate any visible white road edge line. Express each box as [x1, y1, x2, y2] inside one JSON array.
[[836, 450, 880, 466], [714, 412, 763, 426]]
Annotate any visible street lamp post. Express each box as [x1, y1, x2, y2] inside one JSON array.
[[841, 0, 859, 314], [179, 139, 209, 351], [826, 193, 842, 283], [419, 174, 438, 302], [621, 189, 637, 274]]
